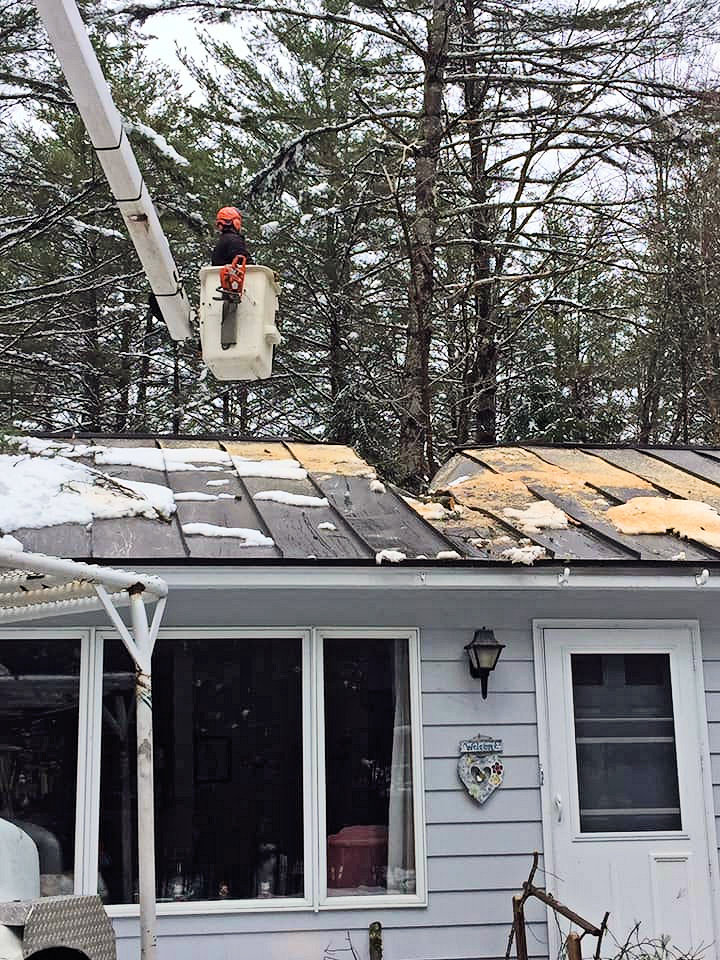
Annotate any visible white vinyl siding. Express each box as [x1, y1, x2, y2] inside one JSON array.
[[21, 580, 720, 960]]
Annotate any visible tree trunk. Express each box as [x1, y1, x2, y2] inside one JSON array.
[[326, 218, 353, 443], [136, 310, 153, 430], [461, 0, 496, 445], [397, 0, 449, 488], [116, 317, 132, 431], [172, 342, 181, 434]]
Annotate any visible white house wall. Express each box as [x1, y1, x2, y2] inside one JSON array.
[[28, 581, 720, 960]]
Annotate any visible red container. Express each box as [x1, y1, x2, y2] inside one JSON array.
[[327, 825, 388, 890]]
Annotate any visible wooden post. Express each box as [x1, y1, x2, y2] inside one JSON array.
[[566, 933, 582, 960], [513, 895, 529, 960]]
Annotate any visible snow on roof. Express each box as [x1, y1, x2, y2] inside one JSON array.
[[6, 437, 720, 565]]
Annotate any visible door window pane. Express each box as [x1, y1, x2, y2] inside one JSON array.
[[100, 636, 304, 903], [324, 636, 416, 896], [0, 638, 80, 894], [572, 653, 681, 833]]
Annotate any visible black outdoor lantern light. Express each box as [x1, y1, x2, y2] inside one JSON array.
[[464, 628, 505, 699]]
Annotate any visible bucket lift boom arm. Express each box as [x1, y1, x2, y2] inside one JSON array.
[[33, 0, 194, 341]]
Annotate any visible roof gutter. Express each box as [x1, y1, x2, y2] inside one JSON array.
[[126, 563, 717, 592]]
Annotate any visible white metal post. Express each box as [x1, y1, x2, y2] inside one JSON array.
[[129, 588, 157, 960]]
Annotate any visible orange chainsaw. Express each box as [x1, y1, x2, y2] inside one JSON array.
[[217, 255, 247, 349]]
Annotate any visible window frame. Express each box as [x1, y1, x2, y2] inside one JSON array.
[[91, 625, 426, 917], [0, 626, 93, 896], [315, 627, 427, 910]]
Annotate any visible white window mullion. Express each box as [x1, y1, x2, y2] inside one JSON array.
[[302, 630, 317, 911], [74, 628, 101, 894], [409, 628, 427, 902], [312, 628, 326, 910], [86, 629, 104, 894]]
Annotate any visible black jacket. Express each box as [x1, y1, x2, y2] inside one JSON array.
[[211, 228, 253, 266]]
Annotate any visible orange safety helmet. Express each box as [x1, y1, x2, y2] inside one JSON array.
[[215, 206, 243, 232]]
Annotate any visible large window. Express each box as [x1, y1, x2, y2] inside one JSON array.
[[0, 635, 81, 895], [99, 634, 304, 905], [98, 628, 425, 912], [322, 635, 417, 899]]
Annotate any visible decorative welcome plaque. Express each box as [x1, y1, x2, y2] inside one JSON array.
[[458, 732, 504, 804]]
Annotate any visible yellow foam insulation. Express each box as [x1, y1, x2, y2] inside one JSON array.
[[453, 446, 650, 542], [529, 447, 654, 494], [285, 442, 373, 476], [464, 447, 582, 488], [158, 439, 222, 450], [503, 501, 569, 533], [595, 449, 720, 509], [403, 497, 449, 521], [222, 441, 293, 461], [465, 447, 635, 494], [446, 471, 540, 513], [608, 497, 720, 550]]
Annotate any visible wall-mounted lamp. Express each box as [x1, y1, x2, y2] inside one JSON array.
[[464, 628, 505, 699]]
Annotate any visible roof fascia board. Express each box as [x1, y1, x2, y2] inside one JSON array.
[[124, 565, 717, 592]]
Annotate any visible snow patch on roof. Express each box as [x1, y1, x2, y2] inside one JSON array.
[[436, 550, 462, 560], [376, 549, 407, 564], [369, 479, 386, 494], [232, 457, 308, 480], [175, 491, 222, 501], [181, 523, 274, 547], [162, 447, 231, 465], [318, 521, 337, 532], [500, 545, 547, 565], [0, 455, 175, 531], [114, 478, 175, 519], [15, 437, 97, 459], [95, 447, 223, 472], [253, 490, 329, 507]]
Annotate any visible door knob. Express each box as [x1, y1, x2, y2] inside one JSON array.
[[554, 793, 563, 822]]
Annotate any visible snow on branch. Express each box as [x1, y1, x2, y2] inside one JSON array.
[[124, 120, 190, 167], [244, 111, 415, 200]]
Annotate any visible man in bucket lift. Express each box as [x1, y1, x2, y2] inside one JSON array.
[[211, 206, 253, 350], [212, 206, 253, 266]]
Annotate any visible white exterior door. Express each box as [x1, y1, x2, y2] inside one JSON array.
[[537, 626, 718, 957]]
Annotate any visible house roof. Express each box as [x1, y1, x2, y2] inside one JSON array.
[[5, 435, 454, 563], [6, 437, 720, 566], [431, 445, 720, 563]]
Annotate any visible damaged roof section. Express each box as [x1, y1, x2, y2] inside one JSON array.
[[5, 438, 720, 564], [427, 445, 720, 562]]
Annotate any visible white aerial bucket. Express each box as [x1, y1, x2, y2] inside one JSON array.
[[199, 264, 281, 380]]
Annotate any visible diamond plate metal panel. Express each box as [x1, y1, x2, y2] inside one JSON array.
[[21, 896, 115, 960], [0, 901, 32, 925]]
